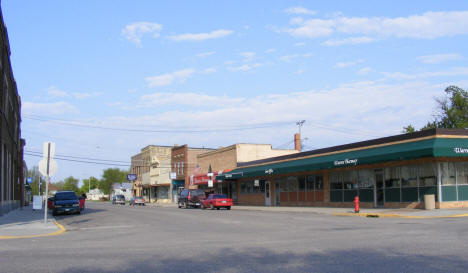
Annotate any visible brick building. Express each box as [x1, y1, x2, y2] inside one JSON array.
[[0, 5, 25, 216], [193, 143, 298, 202]]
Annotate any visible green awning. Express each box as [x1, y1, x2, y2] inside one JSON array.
[[217, 137, 468, 180]]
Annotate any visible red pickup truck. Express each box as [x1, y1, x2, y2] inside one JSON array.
[[201, 194, 232, 210]]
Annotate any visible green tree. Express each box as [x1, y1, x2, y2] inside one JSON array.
[[402, 124, 416, 133], [80, 176, 99, 193], [403, 86, 468, 132], [62, 176, 80, 194], [99, 168, 128, 195]]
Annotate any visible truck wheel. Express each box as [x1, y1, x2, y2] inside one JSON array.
[[227, 206, 231, 210], [178, 202, 182, 208], [216, 207, 220, 210]]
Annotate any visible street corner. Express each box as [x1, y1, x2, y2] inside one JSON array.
[[0, 218, 66, 240]]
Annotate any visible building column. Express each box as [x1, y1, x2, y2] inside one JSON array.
[[437, 162, 442, 204]]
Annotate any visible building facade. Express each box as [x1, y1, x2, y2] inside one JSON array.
[[193, 144, 298, 201], [217, 129, 468, 209], [0, 5, 25, 216], [171, 145, 213, 199], [130, 145, 172, 203]]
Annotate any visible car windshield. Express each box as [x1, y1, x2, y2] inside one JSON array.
[[213, 194, 227, 199], [192, 190, 204, 196], [55, 192, 77, 200]]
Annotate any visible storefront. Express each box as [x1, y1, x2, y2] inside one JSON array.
[[217, 129, 468, 208], [172, 180, 185, 202], [192, 170, 236, 201]]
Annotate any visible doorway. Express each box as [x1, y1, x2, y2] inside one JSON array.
[[265, 181, 271, 206], [275, 181, 280, 206], [375, 169, 384, 207]]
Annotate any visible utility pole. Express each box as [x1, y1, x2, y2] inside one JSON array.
[[296, 120, 305, 136]]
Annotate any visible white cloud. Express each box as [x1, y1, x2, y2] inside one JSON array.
[[140, 92, 244, 107], [323, 36, 375, 46], [72, 92, 103, 99], [196, 51, 215, 58], [294, 42, 306, 47], [285, 6, 316, 15], [240, 52, 256, 62], [279, 53, 313, 62], [146, 68, 196, 87], [227, 63, 262, 72], [47, 86, 68, 98], [334, 60, 363, 68], [417, 53, 462, 64], [357, 67, 372, 75], [168, 29, 233, 42], [121, 22, 162, 45], [201, 67, 217, 74], [284, 11, 468, 41], [22, 101, 79, 115], [383, 66, 468, 80], [265, 48, 276, 53]]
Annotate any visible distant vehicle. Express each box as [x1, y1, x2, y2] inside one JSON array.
[[178, 189, 205, 208], [130, 196, 145, 206], [112, 195, 125, 205], [52, 191, 80, 216], [201, 194, 232, 210]]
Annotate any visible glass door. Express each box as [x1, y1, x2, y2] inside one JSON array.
[[265, 181, 271, 206]]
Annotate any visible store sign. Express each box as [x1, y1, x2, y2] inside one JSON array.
[[254, 180, 259, 187], [334, 158, 358, 166], [265, 169, 274, 174], [170, 172, 176, 179], [208, 180, 213, 187], [127, 174, 137, 181], [454, 147, 468, 154]]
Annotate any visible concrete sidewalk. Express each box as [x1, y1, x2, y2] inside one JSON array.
[[0, 205, 64, 239], [153, 202, 468, 218]]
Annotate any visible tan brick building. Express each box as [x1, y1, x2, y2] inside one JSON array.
[[130, 145, 172, 203]]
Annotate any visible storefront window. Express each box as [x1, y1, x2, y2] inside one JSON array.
[[306, 176, 315, 191], [456, 162, 468, 185], [298, 176, 306, 191], [343, 171, 358, 189], [241, 182, 247, 193], [385, 167, 400, 188], [441, 162, 456, 185], [158, 186, 169, 199], [358, 170, 374, 189], [259, 180, 265, 193], [419, 163, 437, 186], [330, 182, 343, 190], [401, 166, 418, 187], [287, 176, 298, 192], [315, 175, 323, 190]]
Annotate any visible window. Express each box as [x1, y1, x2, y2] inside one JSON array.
[[259, 180, 265, 193], [385, 167, 400, 188], [343, 171, 358, 190], [441, 162, 456, 185], [306, 176, 315, 191], [401, 166, 418, 187], [298, 176, 306, 191], [240, 182, 247, 193], [456, 162, 468, 185], [419, 163, 437, 186], [287, 176, 298, 192], [315, 175, 323, 190]]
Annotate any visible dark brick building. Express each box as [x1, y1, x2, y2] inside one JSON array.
[[0, 4, 25, 216]]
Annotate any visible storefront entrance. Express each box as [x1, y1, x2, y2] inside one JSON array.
[[265, 181, 271, 206]]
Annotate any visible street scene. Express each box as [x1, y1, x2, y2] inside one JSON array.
[[2, 202, 468, 273], [2, 1, 468, 272]]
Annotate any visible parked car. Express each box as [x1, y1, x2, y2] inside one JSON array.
[[201, 194, 232, 210], [130, 196, 145, 206], [178, 189, 205, 208], [112, 195, 126, 205], [51, 191, 80, 216]]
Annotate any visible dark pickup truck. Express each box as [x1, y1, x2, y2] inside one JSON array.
[[52, 191, 81, 216], [178, 189, 205, 208]]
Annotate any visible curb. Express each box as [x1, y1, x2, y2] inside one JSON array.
[[333, 212, 468, 219], [0, 219, 66, 240]]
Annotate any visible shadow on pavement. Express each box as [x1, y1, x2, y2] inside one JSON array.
[[60, 248, 468, 273]]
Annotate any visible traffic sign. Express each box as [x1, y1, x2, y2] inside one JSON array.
[[38, 142, 57, 177], [27, 177, 33, 183]]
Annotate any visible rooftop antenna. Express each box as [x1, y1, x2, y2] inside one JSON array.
[[296, 120, 306, 136]]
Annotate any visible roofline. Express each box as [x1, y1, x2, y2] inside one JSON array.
[[197, 143, 297, 158], [237, 129, 468, 168]]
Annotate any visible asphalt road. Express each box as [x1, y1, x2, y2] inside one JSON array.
[[1, 202, 468, 273]]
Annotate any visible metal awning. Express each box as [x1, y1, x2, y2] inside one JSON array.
[[217, 137, 468, 180]]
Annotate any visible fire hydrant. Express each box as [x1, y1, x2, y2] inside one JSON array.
[[354, 196, 360, 213]]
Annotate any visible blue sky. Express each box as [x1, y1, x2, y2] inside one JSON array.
[[3, 1, 468, 182]]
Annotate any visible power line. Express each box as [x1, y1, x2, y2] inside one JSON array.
[[22, 114, 294, 133]]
